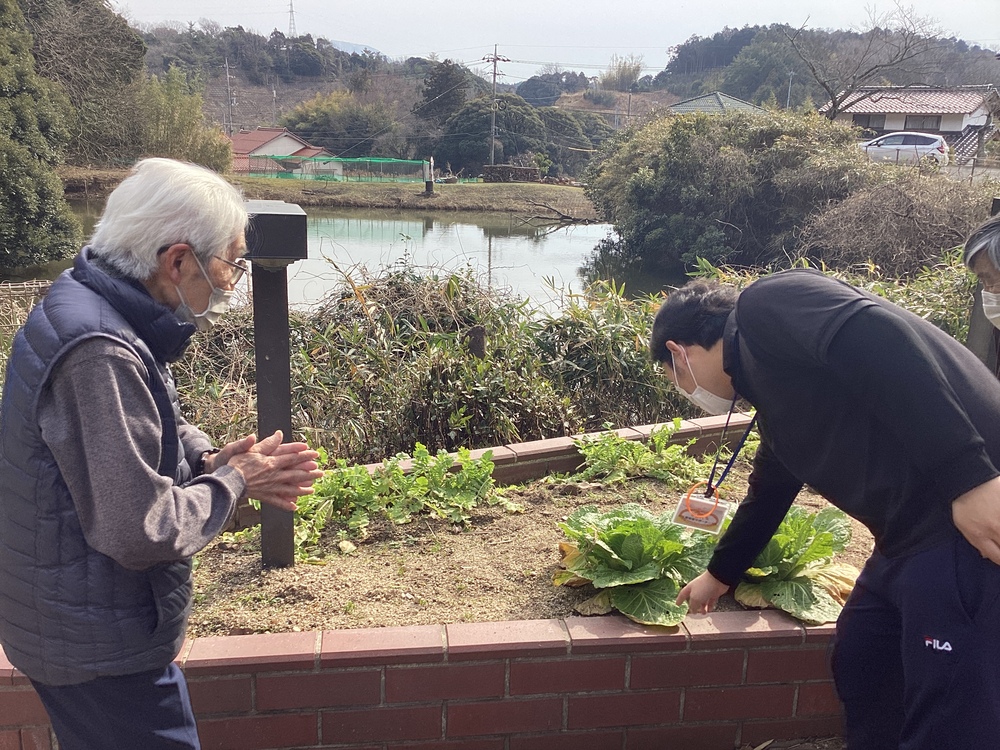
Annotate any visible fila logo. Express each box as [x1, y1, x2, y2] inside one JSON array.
[[924, 636, 953, 652]]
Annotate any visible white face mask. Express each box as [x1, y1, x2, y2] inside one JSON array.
[[983, 291, 1000, 330], [175, 252, 234, 332], [671, 347, 734, 416]]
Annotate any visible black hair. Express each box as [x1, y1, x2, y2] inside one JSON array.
[[649, 279, 737, 364]]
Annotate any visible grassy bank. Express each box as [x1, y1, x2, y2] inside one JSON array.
[[57, 165, 598, 218]]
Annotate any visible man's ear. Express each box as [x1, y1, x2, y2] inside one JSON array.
[[158, 243, 191, 285], [664, 340, 684, 360]]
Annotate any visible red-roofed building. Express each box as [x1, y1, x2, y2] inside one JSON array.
[[822, 85, 1000, 163], [229, 127, 336, 175]]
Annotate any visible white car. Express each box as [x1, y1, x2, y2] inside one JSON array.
[[860, 132, 950, 166]]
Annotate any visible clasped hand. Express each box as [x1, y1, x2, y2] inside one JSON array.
[[208, 430, 323, 512]]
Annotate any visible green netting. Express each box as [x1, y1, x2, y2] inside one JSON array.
[[247, 155, 429, 183]]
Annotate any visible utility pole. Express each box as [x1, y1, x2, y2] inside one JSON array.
[[483, 45, 509, 166], [288, 0, 297, 38], [786, 71, 795, 109], [224, 57, 235, 136]]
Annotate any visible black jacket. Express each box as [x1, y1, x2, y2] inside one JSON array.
[[708, 269, 1000, 585]]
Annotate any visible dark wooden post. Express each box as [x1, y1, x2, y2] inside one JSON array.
[[245, 200, 308, 568]]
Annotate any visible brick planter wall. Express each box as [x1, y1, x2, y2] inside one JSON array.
[[0, 414, 846, 749], [1, 613, 841, 750]]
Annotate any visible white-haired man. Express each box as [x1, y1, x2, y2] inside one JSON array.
[[0, 158, 323, 749], [965, 214, 1000, 329]]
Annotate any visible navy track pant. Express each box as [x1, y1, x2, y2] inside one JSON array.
[[31, 662, 200, 750], [832, 533, 1000, 749]]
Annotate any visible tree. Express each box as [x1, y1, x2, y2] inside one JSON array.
[[584, 110, 878, 273], [784, 6, 946, 118], [434, 94, 546, 175], [0, 0, 81, 270], [537, 108, 591, 176], [599, 54, 645, 92], [718, 27, 818, 107], [517, 71, 590, 107], [281, 91, 396, 157], [18, 0, 147, 163], [136, 66, 232, 172], [416, 59, 474, 125]]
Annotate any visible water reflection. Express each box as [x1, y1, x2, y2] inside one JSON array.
[[17, 203, 684, 307]]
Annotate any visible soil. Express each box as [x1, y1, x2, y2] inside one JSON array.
[[190, 466, 861, 750], [189, 467, 874, 636]]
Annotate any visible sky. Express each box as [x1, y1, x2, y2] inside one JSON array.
[[112, 0, 1000, 84]]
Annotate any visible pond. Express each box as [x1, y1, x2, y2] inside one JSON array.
[[13, 204, 678, 308]]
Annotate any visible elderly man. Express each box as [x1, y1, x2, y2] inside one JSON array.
[[650, 268, 1000, 749], [965, 213, 1000, 328], [0, 158, 323, 749]]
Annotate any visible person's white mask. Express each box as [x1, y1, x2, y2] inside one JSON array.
[[175, 252, 234, 332], [672, 347, 733, 416], [982, 290, 1000, 330]]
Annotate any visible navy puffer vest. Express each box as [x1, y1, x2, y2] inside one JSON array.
[[0, 249, 199, 685]]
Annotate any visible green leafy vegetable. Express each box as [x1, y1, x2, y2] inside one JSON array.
[[555, 503, 716, 627], [734, 506, 859, 625]]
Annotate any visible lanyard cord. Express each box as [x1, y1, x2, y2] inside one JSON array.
[[703, 396, 757, 497]]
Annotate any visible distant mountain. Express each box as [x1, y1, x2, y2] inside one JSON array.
[[327, 39, 380, 56]]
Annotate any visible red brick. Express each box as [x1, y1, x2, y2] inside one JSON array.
[[387, 663, 504, 703], [741, 716, 844, 746], [803, 622, 838, 645], [509, 657, 625, 695], [323, 705, 441, 743], [746, 647, 832, 684], [0, 648, 14, 687], [446, 620, 568, 661], [632, 419, 706, 441], [567, 691, 680, 729], [683, 685, 795, 721], [0, 689, 49, 727], [626, 723, 740, 750], [466, 445, 517, 466], [798, 681, 843, 717], [185, 632, 317, 676], [565, 615, 687, 655], [0, 729, 19, 750], [257, 670, 380, 711], [509, 729, 623, 750], [571, 427, 644, 442], [387, 740, 504, 750], [504, 436, 576, 461], [447, 698, 563, 736], [630, 651, 744, 689], [197, 712, 318, 750], [19, 727, 52, 750], [322, 625, 445, 668], [683, 610, 804, 648], [188, 676, 253, 715]]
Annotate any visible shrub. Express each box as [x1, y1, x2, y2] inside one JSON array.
[[795, 172, 1000, 276], [584, 109, 878, 274]]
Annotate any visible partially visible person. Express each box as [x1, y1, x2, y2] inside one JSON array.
[[650, 269, 1000, 749], [964, 213, 1000, 329], [0, 158, 323, 750]]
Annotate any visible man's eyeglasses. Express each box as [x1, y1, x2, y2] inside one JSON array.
[[157, 244, 249, 287], [214, 255, 249, 286]]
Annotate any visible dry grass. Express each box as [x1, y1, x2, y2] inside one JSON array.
[[56, 165, 598, 219]]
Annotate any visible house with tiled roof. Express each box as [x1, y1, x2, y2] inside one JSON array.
[[668, 92, 765, 115], [822, 85, 1000, 163], [229, 127, 336, 176]]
